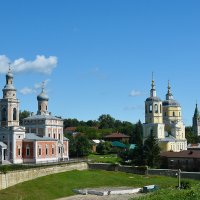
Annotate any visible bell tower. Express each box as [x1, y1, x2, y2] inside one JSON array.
[[145, 74, 163, 124], [0, 66, 20, 127]]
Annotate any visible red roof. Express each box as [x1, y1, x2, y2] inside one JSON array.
[[161, 150, 200, 159], [64, 127, 77, 132], [105, 132, 130, 138]]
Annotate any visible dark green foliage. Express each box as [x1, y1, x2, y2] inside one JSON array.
[[180, 181, 191, 189], [185, 126, 200, 143], [96, 141, 112, 155], [68, 134, 92, 157], [63, 118, 80, 128], [132, 143, 146, 166], [143, 133, 161, 168], [98, 114, 115, 129], [131, 120, 143, 145], [19, 110, 31, 125]]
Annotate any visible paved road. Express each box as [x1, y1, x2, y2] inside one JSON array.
[[57, 193, 144, 200]]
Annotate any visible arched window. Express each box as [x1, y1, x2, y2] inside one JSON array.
[[150, 129, 153, 136], [145, 105, 147, 113], [154, 104, 158, 113], [13, 108, 17, 121], [2, 108, 6, 121], [149, 105, 152, 113]]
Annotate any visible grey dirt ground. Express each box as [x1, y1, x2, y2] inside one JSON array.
[[57, 193, 144, 200]]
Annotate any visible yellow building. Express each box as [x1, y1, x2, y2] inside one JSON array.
[[143, 78, 187, 152]]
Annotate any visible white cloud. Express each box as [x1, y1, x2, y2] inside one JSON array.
[[19, 87, 36, 95], [20, 79, 51, 95], [129, 89, 144, 97], [0, 55, 57, 75]]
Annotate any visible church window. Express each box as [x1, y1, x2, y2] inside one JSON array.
[[149, 105, 152, 113], [150, 129, 153, 135], [18, 146, 21, 156], [38, 146, 42, 156], [52, 146, 54, 155], [2, 108, 7, 121], [46, 145, 48, 156], [145, 105, 147, 113], [26, 146, 30, 156], [154, 104, 158, 113], [13, 108, 17, 121], [173, 112, 175, 117], [59, 147, 61, 154]]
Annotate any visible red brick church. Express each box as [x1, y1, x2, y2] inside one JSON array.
[[0, 68, 69, 164]]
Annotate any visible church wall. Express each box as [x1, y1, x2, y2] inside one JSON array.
[[63, 141, 69, 159], [36, 141, 58, 160]]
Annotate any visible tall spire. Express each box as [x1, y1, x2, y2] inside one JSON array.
[[166, 80, 173, 100], [194, 102, 199, 117], [150, 72, 156, 97]]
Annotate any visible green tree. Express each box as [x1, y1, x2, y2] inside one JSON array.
[[185, 126, 200, 143], [19, 110, 31, 125], [96, 142, 112, 155], [76, 134, 92, 157], [143, 133, 161, 168], [131, 120, 143, 145], [63, 118, 79, 128], [98, 114, 115, 129]]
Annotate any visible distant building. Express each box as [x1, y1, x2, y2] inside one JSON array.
[[104, 132, 130, 143], [161, 150, 200, 171], [192, 103, 200, 136], [143, 78, 187, 152]]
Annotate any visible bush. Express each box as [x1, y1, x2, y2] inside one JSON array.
[[96, 142, 112, 155], [180, 181, 191, 189]]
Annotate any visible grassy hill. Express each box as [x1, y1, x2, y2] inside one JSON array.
[[0, 169, 199, 200]]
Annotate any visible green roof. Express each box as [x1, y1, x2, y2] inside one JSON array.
[[112, 141, 127, 148]]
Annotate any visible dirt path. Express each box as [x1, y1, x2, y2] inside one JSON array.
[[57, 193, 144, 200]]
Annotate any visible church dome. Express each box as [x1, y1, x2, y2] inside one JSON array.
[[163, 81, 180, 107], [146, 96, 162, 102], [37, 90, 49, 101], [6, 71, 13, 78], [162, 99, 180, 107]]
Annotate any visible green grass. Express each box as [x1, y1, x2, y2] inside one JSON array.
[[0, 169, 199, 200], [88, 154, 121, 164]]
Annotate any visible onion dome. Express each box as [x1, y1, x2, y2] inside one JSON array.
[[37, 83, 49, 101], [6, 69, 13, 78], [162, 81, 180, 107], [146, 73, 161, 102]]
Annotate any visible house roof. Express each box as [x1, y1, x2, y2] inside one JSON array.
[[64, 127, 77, 132], [112, 141, 127, 148], [105, 132, 130, 138], [24, 133, 57, 141], [161, 150, 200, 159], [24, 114, 63, 121], [63, 137, 69, 141]]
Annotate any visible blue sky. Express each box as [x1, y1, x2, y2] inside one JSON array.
[[0, 0, 200, 125]]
